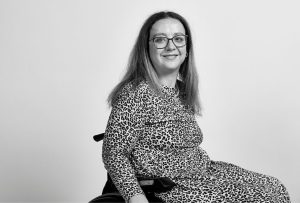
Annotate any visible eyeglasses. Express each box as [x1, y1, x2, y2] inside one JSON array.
[[149, 35, 188, 49]]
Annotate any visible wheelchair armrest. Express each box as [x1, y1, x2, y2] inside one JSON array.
[[103, 174, 176, 194], [138, 176, 176, 193]]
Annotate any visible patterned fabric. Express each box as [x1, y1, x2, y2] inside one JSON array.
[[102, 80, 290, 202]]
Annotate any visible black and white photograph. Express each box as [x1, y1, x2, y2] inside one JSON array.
[[0, 0, 299, 202]]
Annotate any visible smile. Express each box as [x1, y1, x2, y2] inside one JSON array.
[[162, 54, 178, 60]]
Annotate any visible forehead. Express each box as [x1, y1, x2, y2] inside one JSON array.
[[150, 18, 185, 37]]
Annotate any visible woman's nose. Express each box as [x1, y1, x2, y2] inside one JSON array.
[[165, 39, 176, 50]]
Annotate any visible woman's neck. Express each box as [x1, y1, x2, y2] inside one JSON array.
[[157, 72, 178, 88]]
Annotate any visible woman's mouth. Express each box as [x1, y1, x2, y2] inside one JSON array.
[[162, 54, 178, 60]]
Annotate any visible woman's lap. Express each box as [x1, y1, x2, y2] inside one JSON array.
[[207, 160, 290, 202], [155, 160, 290, 202]]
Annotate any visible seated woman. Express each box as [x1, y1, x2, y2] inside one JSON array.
[[102, 11, 291, 203]]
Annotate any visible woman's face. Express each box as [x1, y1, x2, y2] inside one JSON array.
[[149, 18, 187, 76]]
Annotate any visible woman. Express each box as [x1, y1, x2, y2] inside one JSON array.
[[102, 11, 290, 203]]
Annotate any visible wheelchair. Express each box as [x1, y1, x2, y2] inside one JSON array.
[[89, 133, 176, 203]]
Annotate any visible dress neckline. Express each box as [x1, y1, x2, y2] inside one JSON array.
[[160, 84, 180, 98]]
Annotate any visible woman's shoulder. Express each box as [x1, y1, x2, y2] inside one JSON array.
[[114, 80, 150, 105], [121, 80, 149, 95]]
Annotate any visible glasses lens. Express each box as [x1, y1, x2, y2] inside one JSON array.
[[173, 36, 186, 47], [153, 37, 167, 49]]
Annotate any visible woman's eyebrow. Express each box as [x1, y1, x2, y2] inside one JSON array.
[[152, 32, 185, 37], [152, 33, 167, 37], [173, 32, 185, 36]]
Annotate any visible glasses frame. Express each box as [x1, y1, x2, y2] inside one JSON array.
[[149, 35, 188, 49]]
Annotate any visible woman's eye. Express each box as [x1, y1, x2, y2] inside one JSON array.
[[154, 37, 166, 44], [174, 36, 184, 42]]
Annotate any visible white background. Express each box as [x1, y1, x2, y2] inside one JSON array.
[[0, 0, 299, 202]]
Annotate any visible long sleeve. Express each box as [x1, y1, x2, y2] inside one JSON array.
[[102, 83, 145, 201]]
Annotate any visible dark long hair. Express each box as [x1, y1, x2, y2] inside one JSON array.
[[107, 11, 202, 115]]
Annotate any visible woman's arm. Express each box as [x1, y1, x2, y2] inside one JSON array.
[[102, 84, 147, 202]]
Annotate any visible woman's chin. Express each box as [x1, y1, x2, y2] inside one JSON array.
[[161, 57, 184, 69], [163, 63, 181, 70], [158, 65, 181, 74]]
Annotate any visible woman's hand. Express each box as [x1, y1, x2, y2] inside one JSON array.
[[128, 193, 149, 203]]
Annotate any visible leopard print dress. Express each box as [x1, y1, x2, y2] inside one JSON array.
[[102, 80, 290, 203]]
